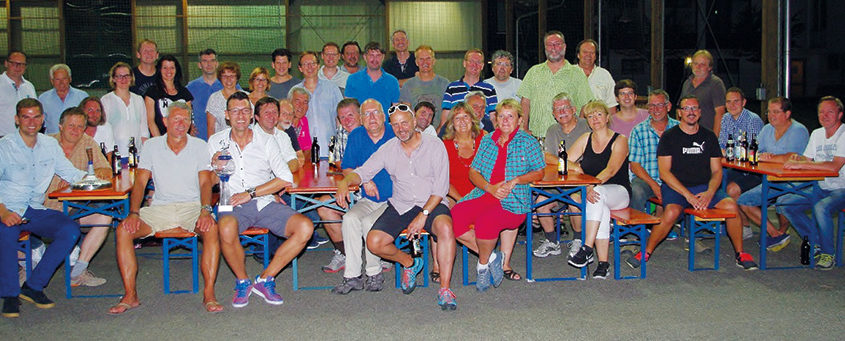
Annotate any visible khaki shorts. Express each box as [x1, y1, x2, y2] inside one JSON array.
[[139, 202, 201, 238]]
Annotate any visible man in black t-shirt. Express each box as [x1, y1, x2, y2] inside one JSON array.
[[130, 39, 159, 96], [626, 95, 758, 270]]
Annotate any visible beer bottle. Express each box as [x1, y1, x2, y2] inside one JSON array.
[[310, 137, 320, 164], [128, 137, 138, 168], [748, 134, 759, 166], [557, 140, 568, 176], [327, 136, 336, 165], [112, 145, 122, 176], [725, 134, 735, 161], [800, 236, 811, 265]]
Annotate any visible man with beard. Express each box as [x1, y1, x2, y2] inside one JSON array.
[[341, 41, 362, 75]]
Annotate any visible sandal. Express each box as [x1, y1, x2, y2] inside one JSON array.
[[503, 269, 522, 281], [107, 302, 140, 315], [204, 301, 223, 313], [429, 271, 440, 283]]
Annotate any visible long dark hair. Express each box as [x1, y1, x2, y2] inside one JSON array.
[[155, 54, 183, 89]]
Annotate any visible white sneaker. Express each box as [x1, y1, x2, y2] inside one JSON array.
[[69, 245, 81, 267], [567, 239, 582, 258], [742, 226, 754, 240], [321, 249, 345, 273], [30, 244, 45, 268], [532, 239, 562, 258]]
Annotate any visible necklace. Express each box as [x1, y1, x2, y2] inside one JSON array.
[[454, 138, 475, 168]]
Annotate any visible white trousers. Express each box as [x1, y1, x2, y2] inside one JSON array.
[[585, 184, 630, 240], [341, 198, 388, 278]]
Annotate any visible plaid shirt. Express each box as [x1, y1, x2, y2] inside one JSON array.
[[332, 126, 350, 161], [628, 117, 679, 183], [717, 108, 764, 149], [460, 129, 545, 214]]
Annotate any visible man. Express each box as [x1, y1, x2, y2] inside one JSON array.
[[319, 42, 350, 91], [345, 42, 400, 113], [129, 39, 159, 96], [341, 41, 362, 74], [776, 96, 845, 270], [331, 99, 395, 294], [336, 105, 457, 310], [627, 89, 679, 212], [718, 87, 764, 240], [38, 64, 88, 134], [738, 97, 808, 251], [0, 51, 36, 137], [295, 51, 344, 158], [277, 99, 305, 166], [414, 101, 437, 136], [43, 108, 112, 287], [186, 49, 222, 140], [517, 31, 594, 137], [399, 45, 450, 129], [680, 49, 726, 133], [439, 49, 498, 130], [268, 48, 301, 100], [576, 39, 617, 114], [484, 50, 522, 103], [532, 92, 592, 258], [210, 91, 313, 308], [109, 101, 221, 314], [626, 95, 758, 271], [383, 30, 418, 87], [331, 98, 362, 162], [0, 99, 86, 318], [465, 91, 495, 133], [253, 96, 300, 173]]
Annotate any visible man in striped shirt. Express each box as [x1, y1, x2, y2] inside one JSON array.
[[438, 49, 498, 131]]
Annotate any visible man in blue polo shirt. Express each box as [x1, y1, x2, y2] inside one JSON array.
[[331, 99, 395, 294], [438, 49, 498, 130], [345, 42, 400, 113]]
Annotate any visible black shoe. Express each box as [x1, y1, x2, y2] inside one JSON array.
[[19, 283, 55, 309], [567, 246, 594, 268], [2, 297, 20, 318], [592, 261, 610, 279]]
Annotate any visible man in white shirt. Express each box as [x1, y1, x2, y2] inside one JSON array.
[[253, 96, 300, 173], [209, 91, 313, 308], [576, 39, 617, 114], [484, 50, 522, 103], [0, 51, 36, 137]]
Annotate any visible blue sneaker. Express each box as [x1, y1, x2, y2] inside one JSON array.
[[489, 251, 504, 288], [437, 288, 457, 311], [251, 276, 284, 305], [766, 234, 790, 252], [400, 258, 423, 294], [666, 229, 679, 241], [307, 231, 329, 250], [231, 278, 252, 308], [475, 267, 491, 292]]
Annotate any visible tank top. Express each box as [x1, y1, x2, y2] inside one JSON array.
[[581, 132, 631, 195]]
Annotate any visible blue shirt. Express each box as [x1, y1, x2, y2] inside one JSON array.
[[344, 69, 400, 113], [442, 77, 498, 115], [718, 108, 764, 150], [186, 77, 224, 140], [0, 132, 85, 215], [341, 126, 395, 202], [758, 119, 809, 155], [295, 79, 343, 158], [38, 87, 88, 134]]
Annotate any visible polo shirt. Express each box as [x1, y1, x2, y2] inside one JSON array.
[[345, 69, 400, 113], [341, 125, 395, 202], [186, 77, 224, 140], [442, 77, 498, 115], [383, 53, 418, 81]]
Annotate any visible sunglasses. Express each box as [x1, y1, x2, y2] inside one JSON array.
[[387, 104, 412, 115]]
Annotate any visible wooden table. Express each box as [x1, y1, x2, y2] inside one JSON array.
[[526, 165, 601, 282], [722, 159, 838, 270]]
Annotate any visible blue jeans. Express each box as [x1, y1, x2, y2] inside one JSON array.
[[630, 177, 656, 212], [776, 188, 845, 255], [0, 207, 80, 297]]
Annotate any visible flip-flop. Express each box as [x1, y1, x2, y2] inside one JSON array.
[[503, 269, 522, 281], [429, 271, 440, 283], [107, 302, 140, 315], [204, 301, 223, 313]]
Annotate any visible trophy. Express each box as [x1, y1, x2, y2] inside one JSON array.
[[71, 147, 112, 190], [214, 146, 236, 212]]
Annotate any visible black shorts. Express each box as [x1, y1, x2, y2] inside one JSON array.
[[371, 202, 451, 240], [725, 169, 763, 192]]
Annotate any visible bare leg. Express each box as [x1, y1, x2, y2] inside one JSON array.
[[429, 239, 439, 273], [716, 198, 744, 253], [76, 215, 112, 263], [739, 205, 781, 237], [645, 204, 683, 254], [432, 216, 456, 289], [109, 223, 152, 313], [218, 215, 248, 280], [499, 229, 518, 272], [726, 182, 750, 227], [261, 214, 313, 278], [595, 239, 610, 262], [196, 223, 221, 309]]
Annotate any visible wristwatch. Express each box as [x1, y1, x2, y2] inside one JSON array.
[[422, 209, 430, 216], [201, 205, 213, 213], [247, 187, 257, 198]]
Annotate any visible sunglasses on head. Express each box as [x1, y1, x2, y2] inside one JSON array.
[[387, 104, 412, 115]]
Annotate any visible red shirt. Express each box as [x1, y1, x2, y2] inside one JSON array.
[[444, 133, 485, 198]]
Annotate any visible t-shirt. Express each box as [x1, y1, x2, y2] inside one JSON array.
[[139, 135, 211, 205], [399, 75, 449, 127], [144, 86, 194, 135], [758, 120, 808, 156], [268, 76, 301, 100], [345, 70, 400, 113], [680, 73, 726, 132], [484, 76, 522, 103], [284, 126, 301, 151], [657, 125, 721, 187], [91, 122, 116, 151], [804, 124, 845, 190], [186, 77, 224, 140], [543, 118, 591, 155], [130, 67, 157, 97], [610, 109, 649, 137]]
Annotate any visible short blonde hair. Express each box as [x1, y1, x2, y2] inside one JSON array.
[[692, 49, 713, 67], [495, 98, 523, 118]]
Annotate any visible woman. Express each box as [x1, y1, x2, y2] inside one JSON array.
[[80, 97, 115, 153], [452, 99, 545, 291], [609, 79, 648, 137], [247, 67, 271, 106], [565, 101, 631, 279], [144, 55, 193, 136], [102, 62, 149, 157], [206, 61, 245, 135]]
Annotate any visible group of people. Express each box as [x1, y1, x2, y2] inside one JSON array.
[[1, 29, 843, 318]]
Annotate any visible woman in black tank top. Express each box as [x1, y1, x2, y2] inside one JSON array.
[[562, 101, 631, 279]]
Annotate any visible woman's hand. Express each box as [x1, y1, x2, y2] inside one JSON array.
[[585, 185, 601, 204]]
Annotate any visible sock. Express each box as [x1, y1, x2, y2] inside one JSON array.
[[476, 261, 489, 272], [544, 231, 557, 243], [70, 260, 89, 278], [333, 241, 345, 255]]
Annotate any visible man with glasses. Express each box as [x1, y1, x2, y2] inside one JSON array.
[[439, 49, 498, 131], [209, 91, 313, 308], [319, 42, 349, 91], [484, 50, 521, 103], [39, 64, 88, 134], [626, 95, 758, 271], [345, 42, 400, 114], [0, 51, 36, 137], [627, 89, 679, 213], [294, 51, 343, 158]]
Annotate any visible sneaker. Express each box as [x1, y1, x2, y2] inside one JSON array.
[[532, 239, 562, 258], [70, 269, 107, 287], [380, 260, 393, 273], [306, 239, 319, 250], [251, 276, 284, 305], [321, 249, 346, 273], [766, 234, 791, 252], [666, 229, 679, 241], [364, 273, 384, 292], [19, 283, 54, 309], [475, 267, 492, 292], [331, 275, 364, 295], [313, 233, 329, 245], [567, 239, 582, 258], [815, 253, 834, 271], [231, 278, 253, 308], [742, 226, 754, 240], [2, 297, 20, 318], [735, 252, 758, 271], [592, 261, 610, 279], [568, 246, 594, 268], [488, 251, 504, 288], [437, 288, 457, 311], [68, 245, 80, 267], [400, 258, 423, 295], [626, 251, 649, 269]]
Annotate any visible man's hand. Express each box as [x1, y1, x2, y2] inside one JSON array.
[[362, 181, 380, 200], [195, 210, 216, 233], [407, 212, 426, 237], [335, 184, 351, 209], [757, 152, 774, 162], [689, 190, 715, 210], [648, 182, 662, 202], [229, 192, 251, 206], [121, 213, 142, 234], [95, 168, 113, 180], [1, 211, 22, 226]]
